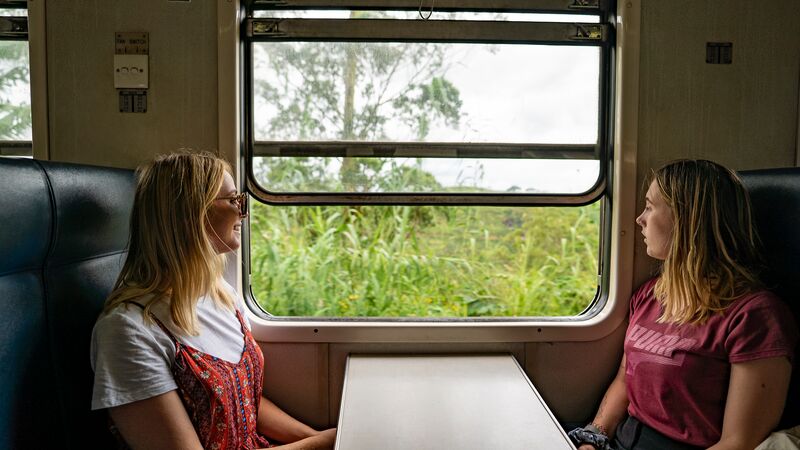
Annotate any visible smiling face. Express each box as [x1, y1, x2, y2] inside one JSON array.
[[206, 171, 243, 254], [635, 180, 674, 260]]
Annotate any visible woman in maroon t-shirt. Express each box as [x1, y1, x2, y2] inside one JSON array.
[[569, 160, 797, 450]]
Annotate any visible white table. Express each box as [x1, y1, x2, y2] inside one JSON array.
[[335, 354, 575, 450]]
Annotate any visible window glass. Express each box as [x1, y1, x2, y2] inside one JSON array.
[[250, 202, 600, 317], [254, 157, 599, 194], [253, 41, 600, 194], [254, 42, 598, 144], [0, 40, 31, 141], [0, 8, 31, 156], [0, 8, 26, 17]]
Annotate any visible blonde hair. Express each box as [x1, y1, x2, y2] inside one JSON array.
[[651, 159, 764, 324], [105, 151, 236, 335]]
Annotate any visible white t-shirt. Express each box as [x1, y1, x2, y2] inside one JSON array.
[[90, 281, 251, 410]]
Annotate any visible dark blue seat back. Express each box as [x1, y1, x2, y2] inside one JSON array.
[[740, 167, 800, 429], [0, 158, 134, 449]]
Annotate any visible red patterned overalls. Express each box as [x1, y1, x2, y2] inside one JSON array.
[[116, 304, 272, 449]]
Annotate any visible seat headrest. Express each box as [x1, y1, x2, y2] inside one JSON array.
[[42, 162, 135, 267], [739, 168, 800, 302]]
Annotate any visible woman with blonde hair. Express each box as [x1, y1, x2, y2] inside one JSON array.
[[569, 160, 798, 450], [91, 152, 335, 449]]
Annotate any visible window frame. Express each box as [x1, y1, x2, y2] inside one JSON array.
[[242, 0, 614, 206], [238, 0, 622, 334]]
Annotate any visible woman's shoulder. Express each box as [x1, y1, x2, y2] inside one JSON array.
[[96, 301, 147, 331], [91, 299, 179, 410], [724, 289, 799, 363], [724, 289, 797, 338], [91, 297, 177, 367], [734, 289, 786, 308], [730, 289, 785, 313], [93, 296, 170, 341]]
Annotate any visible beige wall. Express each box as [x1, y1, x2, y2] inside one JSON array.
[[633, 0, 800, 287], [45, 0, 219, 169], [260, 325, 627, 430]]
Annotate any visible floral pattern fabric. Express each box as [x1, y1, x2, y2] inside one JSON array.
[[147, 309, 272, 450]]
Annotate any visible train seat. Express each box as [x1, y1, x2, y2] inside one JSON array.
[[0, 158, 134, 449], [740, 167, 800, 429]]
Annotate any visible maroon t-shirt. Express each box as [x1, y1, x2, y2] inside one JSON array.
[[625, 278, 798, 447]]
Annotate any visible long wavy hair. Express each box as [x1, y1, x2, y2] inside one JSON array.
[[104, 151, 236, 335], [652, 159, 764, 324]]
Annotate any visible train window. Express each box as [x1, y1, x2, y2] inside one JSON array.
[[243, 1, 613, 319], [0, 2, 30, 157]]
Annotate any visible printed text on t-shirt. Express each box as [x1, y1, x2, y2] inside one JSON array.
[[627, 324, 697, 367]]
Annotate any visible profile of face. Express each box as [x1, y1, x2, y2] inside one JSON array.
[[635, 180, 674, 260], [206, 171, 245, 254]]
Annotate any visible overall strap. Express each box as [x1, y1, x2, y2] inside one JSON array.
[[234, 308, 250, 335]]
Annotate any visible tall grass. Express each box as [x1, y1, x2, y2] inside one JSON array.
[[249, 201, 600, 318]]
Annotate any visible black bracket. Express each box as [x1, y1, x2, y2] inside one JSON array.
[[119, 89, 147, 113]]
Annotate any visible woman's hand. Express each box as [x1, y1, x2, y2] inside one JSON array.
[[257, 396, 338, 449], [577, 444, 597, 450], [269, 428, 336, 450], [314, 428, 337, 446]]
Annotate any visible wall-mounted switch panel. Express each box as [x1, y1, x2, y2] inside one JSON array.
[[115, 32, 149, 90], [114, 54, 148, 89]]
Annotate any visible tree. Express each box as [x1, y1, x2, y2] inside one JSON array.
[[253, 12, 463, 192]]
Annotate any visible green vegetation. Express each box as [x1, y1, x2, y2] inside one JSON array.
[[250, 201, 600, 317]]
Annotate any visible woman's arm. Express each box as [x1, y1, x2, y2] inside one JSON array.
[[109, 391, 336, 450], [576, 355, 630, 450], [708, 356, 792, 450], [109, 390, 204, 450], [258, 397, 336, 449]]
